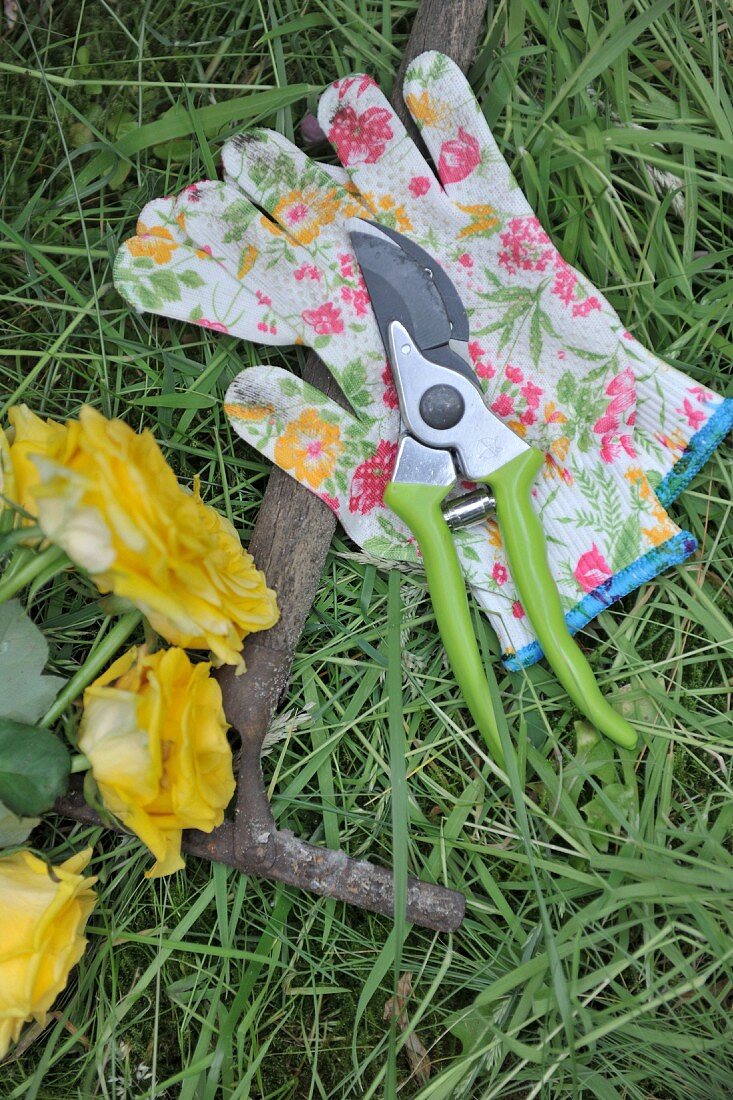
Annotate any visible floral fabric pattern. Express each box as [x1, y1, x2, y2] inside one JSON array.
[[113, 54, 731, 667], [274, 409, 343, 489], [349, 440, 398, 515], [328, 104, 394, 166]]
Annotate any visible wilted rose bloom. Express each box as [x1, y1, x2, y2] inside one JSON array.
[[0, 405, 279, 669], [0, 848, 97, 1059], [79, 646, 235, 877]]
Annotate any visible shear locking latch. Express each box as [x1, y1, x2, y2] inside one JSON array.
[[442, 489, 496, 530]]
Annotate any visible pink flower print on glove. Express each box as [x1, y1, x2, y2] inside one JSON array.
[[679, 397, 706, 431], [468, 341, 495, 382], [574, 544, 613, 592], [340, 284, 370, 317], [491, 393, 514, 418], [594, 368, 637, 463], [381, 364, 399, 409], [327, 104, 394, 166], [498, 217, 556, 275], [437, 126, 481, 184], [409, 176, 431, 197], [349, 440, 398, 514], [551, 263, 601, 317], [302, 302, 344, 335], [499, 217, 602, 316]]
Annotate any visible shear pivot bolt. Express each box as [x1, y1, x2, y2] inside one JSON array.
[[419, 384, 465, 430]]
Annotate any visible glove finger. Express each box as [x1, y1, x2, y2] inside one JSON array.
[[174, 178, 325, 333], [115, 195, 297, 345], [173, 178, 382, 377], [176, 178, 398, 422], [221, 130, 381, 324], [175, 176, 361, 326], [221, 129, 371, 246], [220, 136, 391, 383], [135, 196, 189, 243], [313, 160, 352, 189], [403, 52, 530, 215], [317, 74, 447, 236], [174, 178, 296, 270], [225, 368, 416, 560]]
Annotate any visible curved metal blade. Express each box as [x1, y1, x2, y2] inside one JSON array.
[[350, 228, 450, 352], [351, 222, 476, 387], [363, 221, 470, 344]]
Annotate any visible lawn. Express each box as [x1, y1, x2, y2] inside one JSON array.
[[1, 0, 732, 1096]]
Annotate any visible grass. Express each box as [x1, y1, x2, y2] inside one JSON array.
[[1, 0, 732, 1096]]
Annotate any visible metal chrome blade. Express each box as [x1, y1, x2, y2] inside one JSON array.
[[350, 222, 477, 385], [361, 221, 470, 344], [350, 227, 450, 352]]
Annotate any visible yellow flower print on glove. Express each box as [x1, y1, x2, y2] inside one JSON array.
[[273, 408, 343, 489]]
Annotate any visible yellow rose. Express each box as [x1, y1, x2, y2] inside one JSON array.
[[1, 405, 279, 669], [0, 847, 97, 1059], [78, 646, 235, 877], [0, 405, 68, 523]]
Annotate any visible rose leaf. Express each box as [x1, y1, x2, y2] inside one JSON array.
[[0, 719, 71, 816], [0, 600, 66, 724]]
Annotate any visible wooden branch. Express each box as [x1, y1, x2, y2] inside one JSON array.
[[56, 775, 463, 932], [58, 0, 490, 933], [219, 0, 489, 931]]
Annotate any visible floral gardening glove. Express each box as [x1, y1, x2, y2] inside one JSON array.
[[312, 54, 731, 660], [113, 186, 438, 558], [115, 87, 722, 668]]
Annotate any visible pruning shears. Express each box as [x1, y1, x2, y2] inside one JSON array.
[[350, 222, 637, 764]]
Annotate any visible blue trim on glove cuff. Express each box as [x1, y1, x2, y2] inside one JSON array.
[[503, 399, 731, 671], [503, 529, 698, 670], [657, 397, 733, 507]]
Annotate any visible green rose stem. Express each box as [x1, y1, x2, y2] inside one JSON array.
[[0, 543, 69, 605], [41, 609, 143, 726], [70, 753, 91, 773]]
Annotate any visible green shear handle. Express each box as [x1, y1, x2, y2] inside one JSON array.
[[384, 479, 505, 767], [487, 450, 636, 750], [386, 450, 636, 758]]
